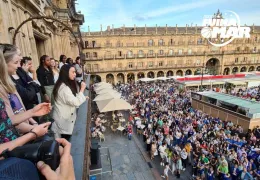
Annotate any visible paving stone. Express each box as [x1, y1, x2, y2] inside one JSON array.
[[123, 155, 130, 164], [134, 172, 145, 180], [119, 174, 128, 180], [126, 172, 136, 180], [96, 112, 155, 180]]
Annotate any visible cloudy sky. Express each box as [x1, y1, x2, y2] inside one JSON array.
[[76, 0, 260, 32]]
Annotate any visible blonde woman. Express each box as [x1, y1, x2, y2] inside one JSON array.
[[0, 43, 49, 134], [50, 58, 59, 83]]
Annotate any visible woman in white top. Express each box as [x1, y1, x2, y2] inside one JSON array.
[[51, 64, 88, 141], [50, 58, 59, 83]]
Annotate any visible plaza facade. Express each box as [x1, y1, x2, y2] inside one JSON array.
[[82, 25, 260, 84], [0, 0, 84, 67]]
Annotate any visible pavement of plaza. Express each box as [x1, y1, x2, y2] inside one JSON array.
[[94, 111, 193, 180]]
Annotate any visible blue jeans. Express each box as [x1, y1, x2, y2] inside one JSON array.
[[0, 157, 40, 180]]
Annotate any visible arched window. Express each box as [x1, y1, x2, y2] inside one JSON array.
[[148, 39, 153, 46], [127, 50, 133, 57], [168, 49, 173, 55], [158, 39, 164, 46], [148, 50, 153, 55], [138, 50, 144, 57], [159, 50, 164, 55]]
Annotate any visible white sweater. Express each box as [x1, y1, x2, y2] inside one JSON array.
[[51, 83, 86, 135]]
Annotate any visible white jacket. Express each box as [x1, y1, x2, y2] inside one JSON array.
[[51, 83, 86, 136]]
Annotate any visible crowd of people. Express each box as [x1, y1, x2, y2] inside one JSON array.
[[116, 80, 260, 180], [0, 43, 88, 179], [225, 86, 260, 102]]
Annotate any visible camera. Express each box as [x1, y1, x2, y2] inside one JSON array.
[[2, 140, 60, 170]]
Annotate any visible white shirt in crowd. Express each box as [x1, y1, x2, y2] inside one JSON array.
[[181, 150, 188, 159], [159, 145, 167, 155]]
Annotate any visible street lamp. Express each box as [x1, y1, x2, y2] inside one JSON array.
[[200, 63, 206, 91]]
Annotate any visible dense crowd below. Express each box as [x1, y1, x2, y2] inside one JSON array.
[[116, 80, 260, 180]]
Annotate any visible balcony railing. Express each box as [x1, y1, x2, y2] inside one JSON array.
[[116, 43, 123, 47], [89, 64, 206, 73], [158, 42, 165, 46], [85, 56, 103, 60], [157, 53, 166, 57], [126, 43, 134, 47], [84, 50, 260, 62], [126, 54, 135, 59], [104, 55, 114, 60], [136, 54, 146, 58], [137, 42, 144, 47], [188, 41, 195, 45], [147, 53, 156, 58], [85, 43, 101, 49], [115, 55, 125, 59], [197, 41, 204, 45], [148, 42, 155, 46], [168, 41, 175, 46], [71, 75, 90, 180], [104, 43, 112, 47], [178, 41, 185, 45]]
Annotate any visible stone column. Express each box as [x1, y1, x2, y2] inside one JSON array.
[[101, 74, 106, 82], [124, 73, 127, 84], [134, 72, 138, 82]]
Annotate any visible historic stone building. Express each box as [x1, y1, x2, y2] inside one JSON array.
[[0, 0, 84, 67], [82, 24, 260, 84]]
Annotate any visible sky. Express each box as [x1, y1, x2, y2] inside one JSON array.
[[76, 0, 260, 32]]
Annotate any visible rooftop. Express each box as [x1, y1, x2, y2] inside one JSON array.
[[196, 91, 260, 114], [82, 25, 260, 36]]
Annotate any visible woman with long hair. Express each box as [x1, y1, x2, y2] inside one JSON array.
[[74, 56, 83, 84], [0, 43, 51, 134], [51, 64, 88, 141], [50, 58, 59, 83], [36, 55, 55, 103]]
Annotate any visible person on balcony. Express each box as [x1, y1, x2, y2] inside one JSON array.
[[51, 64, 88, 141], [36, 55, 55, 104], [0, 43, 49, 133], [59, 55, 67, 69], [11, 57, 41, 110]]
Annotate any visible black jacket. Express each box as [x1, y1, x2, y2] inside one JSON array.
[[36, 66, 55, 95], [12, 68, 40, 110]]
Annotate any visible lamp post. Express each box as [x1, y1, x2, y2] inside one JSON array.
[[200, 63, 205, 91]]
